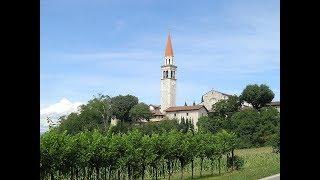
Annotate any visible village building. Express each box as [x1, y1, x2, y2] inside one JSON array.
[[147, 33, 279, 129], [110, 33, 279, 128]]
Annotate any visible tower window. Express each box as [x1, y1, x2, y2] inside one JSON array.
[[171, 71, 173, 78], [186, 113, 189, 116], [174, 113, 176, 117], [163, 71, 165, 78], [169, 59, 170, 64]]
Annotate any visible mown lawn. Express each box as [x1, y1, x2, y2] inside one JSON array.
[[162, 146, 280, 180]]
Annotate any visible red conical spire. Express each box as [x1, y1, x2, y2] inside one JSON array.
[[165, 33, 174, 57]]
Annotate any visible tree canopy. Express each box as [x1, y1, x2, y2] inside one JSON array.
[[129, 103, 153, 122], [212, 95, 241, 117], [240, 84, 274, 109], [111, 94, 139, 122]]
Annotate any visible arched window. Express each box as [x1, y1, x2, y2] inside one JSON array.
[[163, 71, 165, 78], [166, 71, 168, 78], [169, 59, 171, 64]]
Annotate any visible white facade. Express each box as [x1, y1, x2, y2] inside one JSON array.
[[160, 57, 177, 112], [166, 107, 208, 130], [200, 90, 230, 111]]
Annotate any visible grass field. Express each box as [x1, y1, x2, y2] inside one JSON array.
[[152, 146, 280, 180]]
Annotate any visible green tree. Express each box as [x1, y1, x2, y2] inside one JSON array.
[[270, 125, 280, 153], [212, 95, 241, 117], [58, 113, 82, 135], [195, 132, 212, 177], [240, 84, 274, 109], [58, 94, 112, 134], [214, 130, 235, 174], [197, 116, 224, 134], [40, 130, 68, 180], [129, 103, 153, 122], [111, 95, 139, 122], [231, 108, 263, 148], [257, 107, 280, 145]]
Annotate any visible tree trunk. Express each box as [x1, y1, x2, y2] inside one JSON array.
[[89, 168, 92, 180], [50, 172, 55, 180], [200, 158, 203, 177], [218, 157, 221, 175], [211, 159, 214, 175], [180, 166, 184, 180], [226, 153, 229, 172], [128, 166, 131, 180], [118, 169, 121, 180], [231, 149, 235, 171], [162, 163, 165, 179], [71, 167, 75, 180], [191, 159, 194, 179], [109, 167, 112, 180], [76, 168, 79, 180], [167, 161, 171, 180], [142, 166, 145, 180], [96, 167, 100, 180]]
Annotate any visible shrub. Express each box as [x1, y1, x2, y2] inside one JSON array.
[[227, 155, 245, 170]]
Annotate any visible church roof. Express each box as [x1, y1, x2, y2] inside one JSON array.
[[202, 89, 233, 97], [165, 33, 174, 57], [165, 105, 207, 112], [151, 109, 165, 116]]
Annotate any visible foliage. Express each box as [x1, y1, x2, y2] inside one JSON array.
[[240, 84, 274, 109], [178, 117, 194, 133], [270, 126, 280, 153], [199, 107, 279, 149], [129, 102, 153, 122], [110, 94, 139, 122], [212, 95, 241, 117], [231, 107, 279, 148], [109, 121, 133, 134], [58, 94, 111, 134], [227, 155, 244, 170], [197, 116, 224, 134], [40, 129, 240, 180]]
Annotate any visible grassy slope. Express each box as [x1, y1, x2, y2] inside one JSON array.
[[168, 146, 280, 180]]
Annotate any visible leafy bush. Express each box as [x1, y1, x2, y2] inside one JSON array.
[[227, 155, 245, 170], [270, 128, 280, 153]]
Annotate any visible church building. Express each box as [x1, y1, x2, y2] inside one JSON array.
[[148, 33, 230, 130], [148, 33, 278, 129]]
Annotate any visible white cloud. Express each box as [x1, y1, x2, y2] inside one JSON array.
[[40, 98, 83, 133]]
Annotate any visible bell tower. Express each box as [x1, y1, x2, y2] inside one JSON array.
[[160, 33, 177, 113]]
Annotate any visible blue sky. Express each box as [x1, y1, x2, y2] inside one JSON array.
[[41, 0, 279, 131]]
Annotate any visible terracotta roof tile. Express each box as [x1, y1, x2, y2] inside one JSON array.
[[165, 105, 207, 112], [165, 33, 174, 57], [152, 109, 165, 116]]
